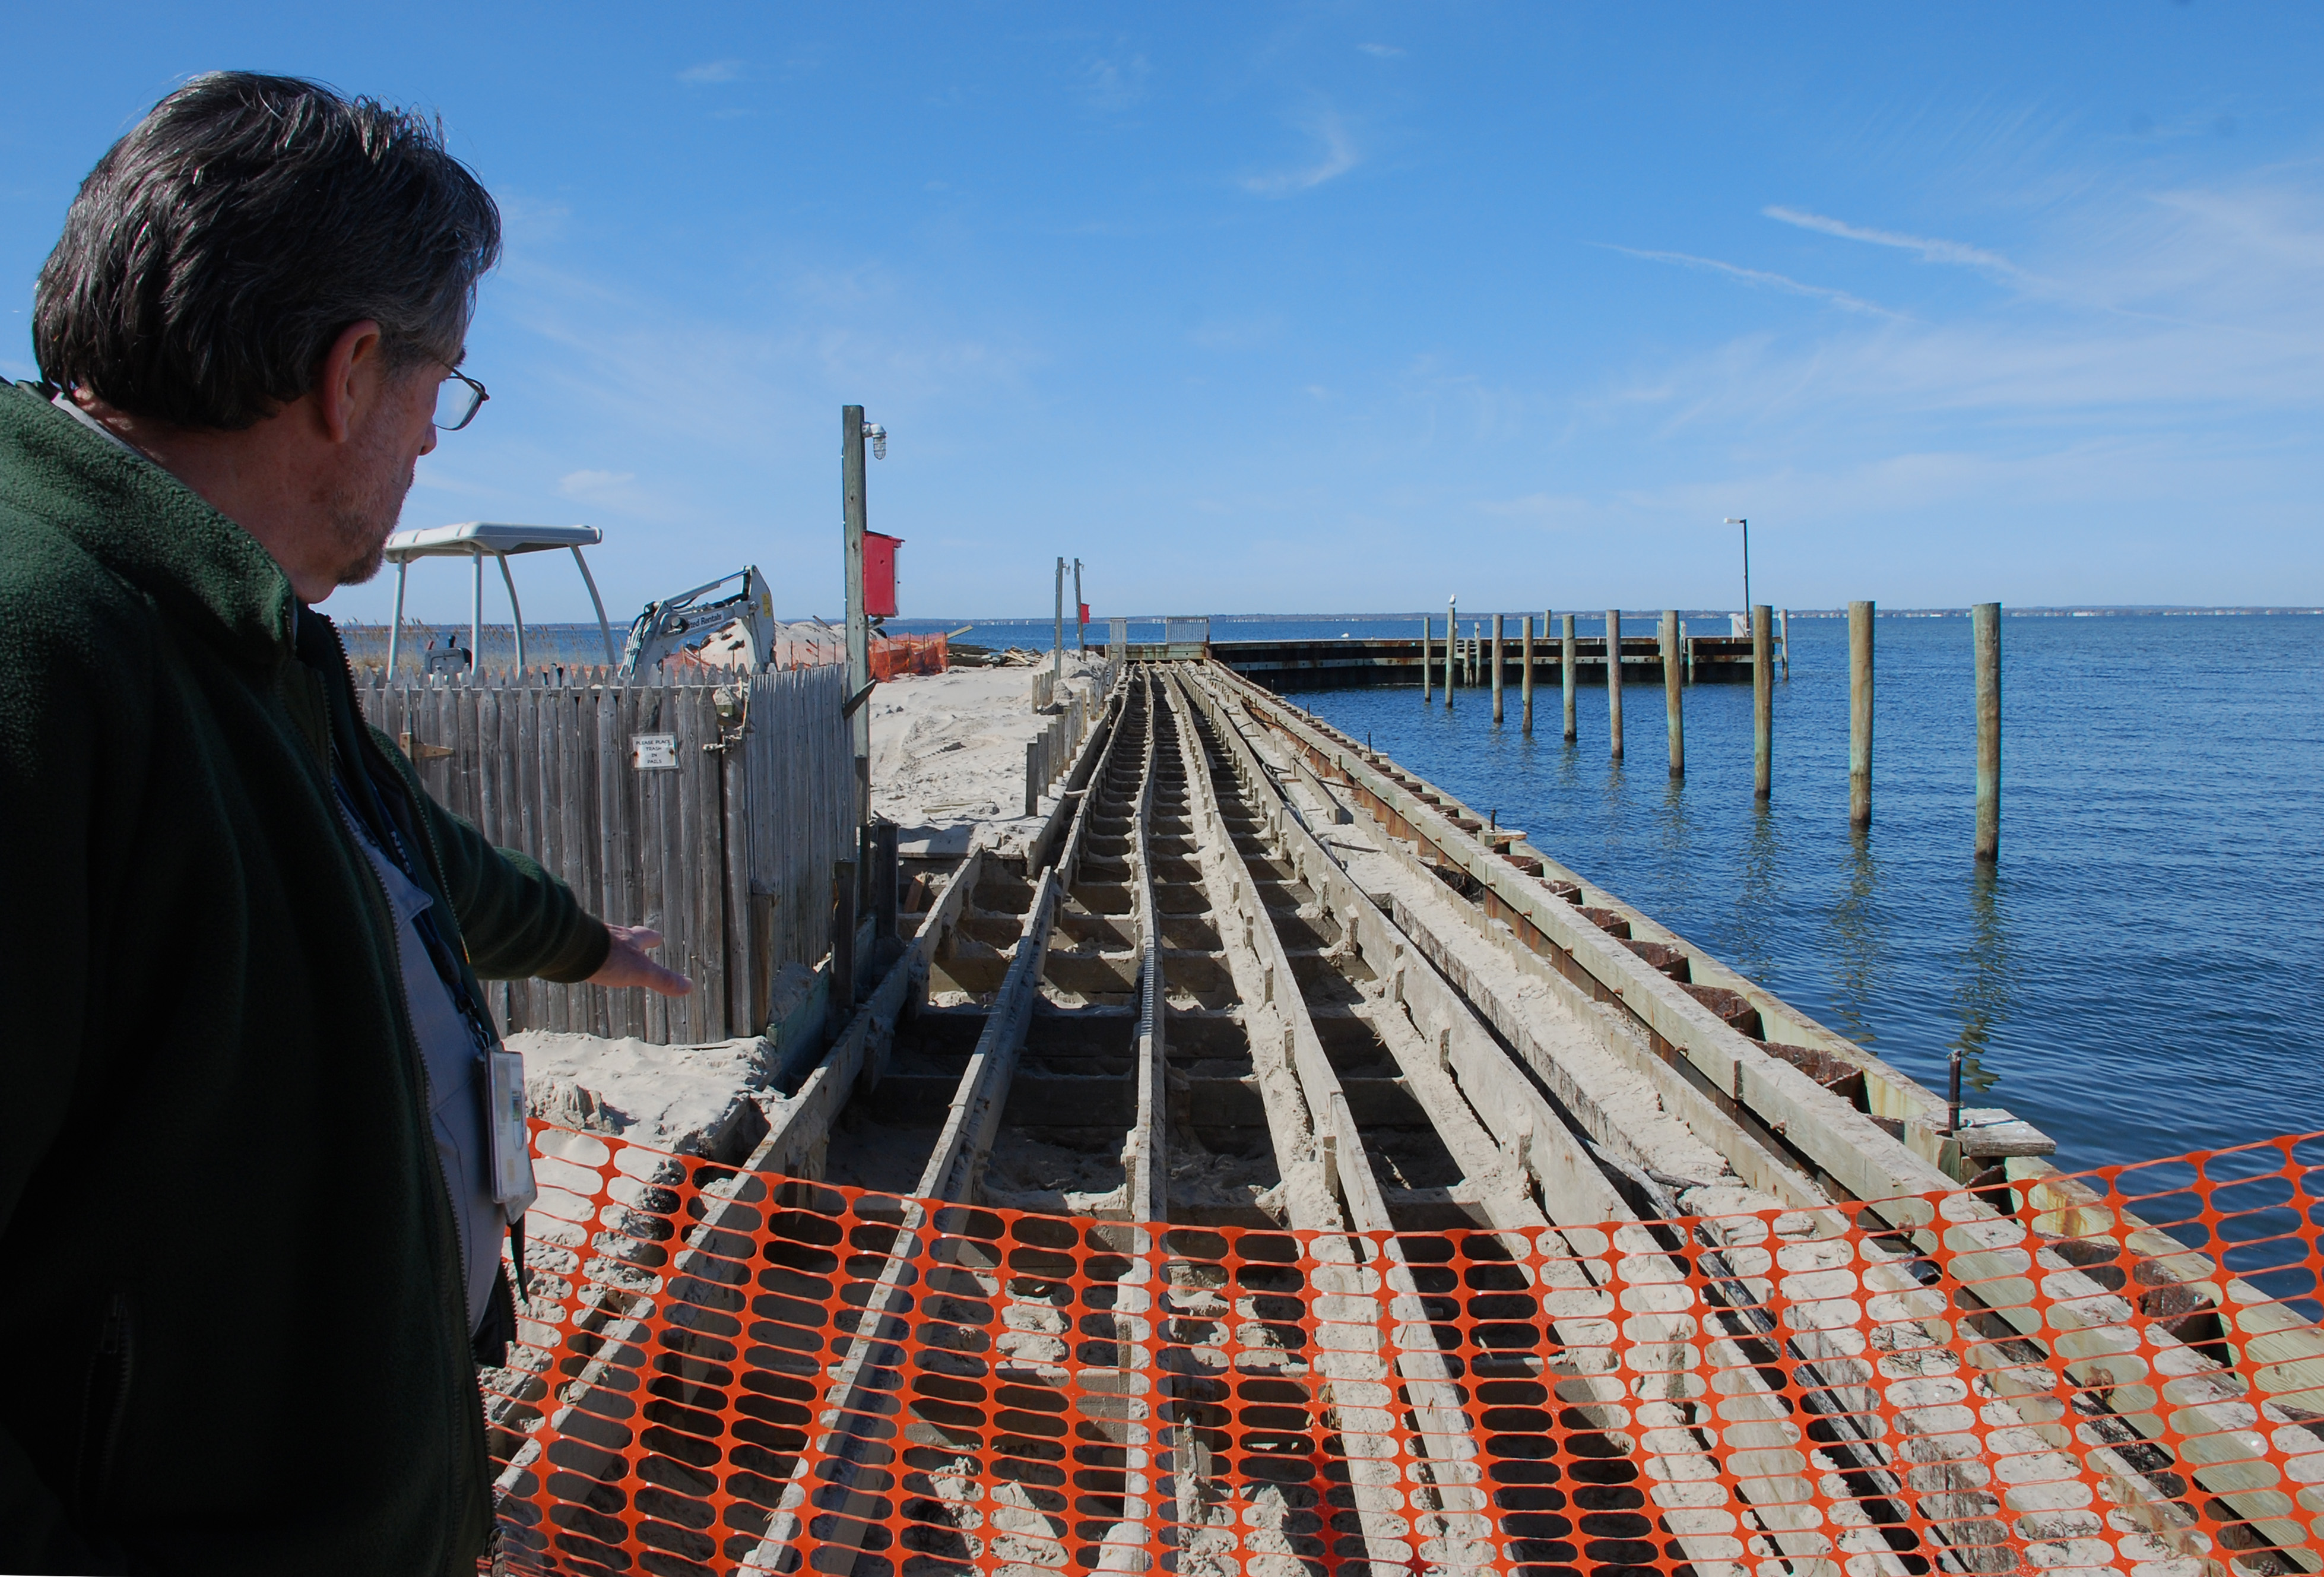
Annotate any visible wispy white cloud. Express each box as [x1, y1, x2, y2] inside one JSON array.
[[1762, 205, 2033, 284], [1240, 107, 1359, 197], [1356, 42, 1404, 58], [1077, 52, 1150, 112], [1602, 244, 1907, 319], [677, 59, 745, 84], [560, 469, 636, 498]]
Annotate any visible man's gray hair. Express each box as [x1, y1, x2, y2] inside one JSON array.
[[33, 72, 501, 431]]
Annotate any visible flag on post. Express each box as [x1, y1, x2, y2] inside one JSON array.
[[1079, 603, 1090, 625]]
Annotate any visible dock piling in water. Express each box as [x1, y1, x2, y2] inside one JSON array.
[[1752, 604, 1773, 800], [1561, 613, 1577, 740], [1606, 608, 1624, 759], [1974, 601, 2000, 861], [1520, 615, 1534, 734], [1780, 607, 1791, 681], [1421, 616, 1432, 702], [1445, 596, 1457, 701], [1491, 614, 1504, 723], [1849, 600, 1873, 828], [1662, 609, 1683, 777]]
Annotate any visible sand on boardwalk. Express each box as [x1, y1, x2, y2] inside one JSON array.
[[514, 1028, 782, 1162], [868, 653, 1109, 858]]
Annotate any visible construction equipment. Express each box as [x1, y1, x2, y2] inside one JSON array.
[[618, 566, 776, 677]]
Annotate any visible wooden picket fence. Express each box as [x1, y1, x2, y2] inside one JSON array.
[[357, 664, 853, 1045]]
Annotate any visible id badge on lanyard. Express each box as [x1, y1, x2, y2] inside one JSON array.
[[486, 1046, 538, 1217]]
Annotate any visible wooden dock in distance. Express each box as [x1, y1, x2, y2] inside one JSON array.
[[1203, 631, 1759, 690]]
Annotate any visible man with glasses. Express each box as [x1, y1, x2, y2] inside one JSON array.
[[0, 74, 686, 1575]]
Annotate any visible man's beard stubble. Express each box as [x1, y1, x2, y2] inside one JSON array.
[[324, 431, 418, 590]]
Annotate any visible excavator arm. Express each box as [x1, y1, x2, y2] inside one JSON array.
[[617, 566, 776, 677]]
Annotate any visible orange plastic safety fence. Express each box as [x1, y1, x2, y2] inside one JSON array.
[[869, 635, 947, 681], [481, 1125, 2324, 1577]]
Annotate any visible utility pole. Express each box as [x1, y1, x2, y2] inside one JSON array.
[[1074, 558, 1086, 653], [1053, 557, 1065, 686], [843, 405, 871, 829]]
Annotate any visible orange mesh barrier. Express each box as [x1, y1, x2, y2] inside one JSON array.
[[869, 634, 947, 680], [484, 1125, 2324, 1576]]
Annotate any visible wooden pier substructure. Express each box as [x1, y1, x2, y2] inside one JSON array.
[[1207, 632, 1760, 691], [486, 657, 2324, 1577]]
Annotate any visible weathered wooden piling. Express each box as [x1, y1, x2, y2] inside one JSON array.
[[1561, 613, 1577, 740], [1421, 615, 1432, 702], [1849, 600, 1873, 828], [1606, 608, 1624, 759], [1520, 615, 1534, 734], [1661, 609, 1683, 777], [1491, 613, 1504, 723], [1752, 604, 1773, 799], [828, 857, 858, 1037], [1445, 596, 1457, 700], [1974, 601, 2000, 861], [1469, 622, 1480, 686], [1780, 607, 1791, 681]]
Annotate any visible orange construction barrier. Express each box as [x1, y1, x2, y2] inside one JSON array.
[[869, 632, 947, 680], [483, 1124, 2324, 1576]]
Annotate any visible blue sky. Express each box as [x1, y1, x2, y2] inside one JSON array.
[[4, 3, 2319, 622]]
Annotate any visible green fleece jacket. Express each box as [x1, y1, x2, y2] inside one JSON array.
[[0, 382, 611, 1573]]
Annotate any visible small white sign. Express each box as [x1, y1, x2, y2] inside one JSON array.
[[632, 733, 679, 770]]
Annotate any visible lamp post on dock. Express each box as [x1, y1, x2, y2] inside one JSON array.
[[1724, 518, 1750, 627]]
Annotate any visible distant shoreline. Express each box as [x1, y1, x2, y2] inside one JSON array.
[[328, 604, 2324, 633]]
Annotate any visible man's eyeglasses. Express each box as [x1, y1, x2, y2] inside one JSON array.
[[433, 367, 489, 432]]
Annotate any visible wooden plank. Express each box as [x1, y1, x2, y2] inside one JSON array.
[[721, 705, 755, 1037]]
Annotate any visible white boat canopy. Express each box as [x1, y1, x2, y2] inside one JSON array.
[[381, 521, 617, 674]]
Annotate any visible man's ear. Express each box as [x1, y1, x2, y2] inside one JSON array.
[[313, 319, 386, 444]]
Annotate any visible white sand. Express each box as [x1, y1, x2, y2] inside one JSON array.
[[513, 1028, 779, 1160], [867, 654, 1109, 857]]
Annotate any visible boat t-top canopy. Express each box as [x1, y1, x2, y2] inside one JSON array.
[[381, 520, 617, 675]]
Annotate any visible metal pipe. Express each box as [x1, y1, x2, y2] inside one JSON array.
[[1053, 557, 1064, 686], [572, 547, 617, 666], [386, 558, 408, 677], [1974, 601, 2000, 860], [496, 553, 527, 673]]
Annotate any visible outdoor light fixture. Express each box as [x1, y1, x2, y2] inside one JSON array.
[[863, 421, 887, 460]]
